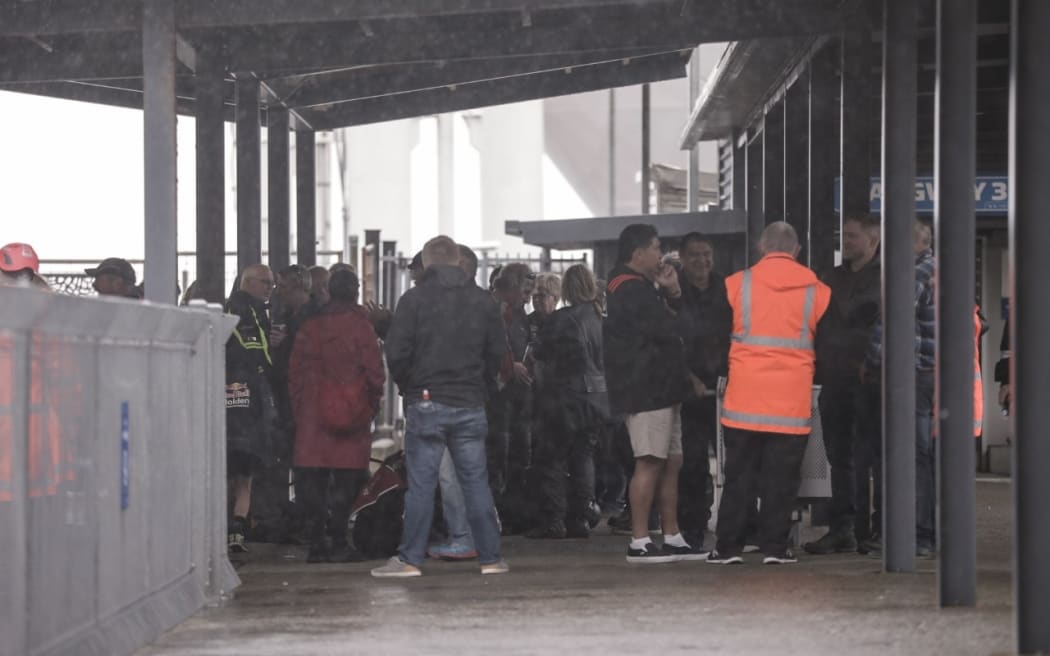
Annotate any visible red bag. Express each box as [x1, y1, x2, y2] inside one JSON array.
[[317, 376, 374, 433]]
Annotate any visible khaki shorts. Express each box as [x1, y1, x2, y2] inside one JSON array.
[[625, 404, 683, 459]]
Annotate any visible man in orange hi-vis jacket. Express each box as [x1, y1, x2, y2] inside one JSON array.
[[707, 222, 831, 565]]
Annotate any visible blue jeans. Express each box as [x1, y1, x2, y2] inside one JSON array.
[[399, 402, 501, 567], [439, 448, 475, 549], [916, 371, 936, 549]]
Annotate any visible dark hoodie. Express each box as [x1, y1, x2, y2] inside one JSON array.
[[384, 264, 508, 408]]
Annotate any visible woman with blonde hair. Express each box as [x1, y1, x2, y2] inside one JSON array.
[[526, 264, 609, 539]]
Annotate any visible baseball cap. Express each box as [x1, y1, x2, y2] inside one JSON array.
[[0, 242, 40, 274], [85, 257, 137, 284]]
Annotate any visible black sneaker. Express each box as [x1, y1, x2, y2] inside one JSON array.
[[524, 521, 567, 540], [706, 550, 744, 565], [763, 550, 798, 565], [661, 542, 709, 562], [565, 519, 590, 539], [803, 528, 858, 555], [626, 542, 676, 564], [858, 534, 882, 555], [608, 510, 633, 535]]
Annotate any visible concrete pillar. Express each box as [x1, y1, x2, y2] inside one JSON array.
[[195, 39, 226, 304], [881, 0, 919, 574], [236, 76, 262, 273], [437, 114, 455, 237], [142, 0, 177, 304], [267, 109, 291, 273]]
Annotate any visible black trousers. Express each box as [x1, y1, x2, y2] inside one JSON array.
[[250, 462, 292, 540], [486, 383, 533, 528], [715, 427, 809, 556], [533, 422, 598, 523], [818, 378, 884, 538], [679, 398, 717, 539], [295, 467, 369, 546]]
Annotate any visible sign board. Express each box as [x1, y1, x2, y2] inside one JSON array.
[[834, 175, 1009, 214]]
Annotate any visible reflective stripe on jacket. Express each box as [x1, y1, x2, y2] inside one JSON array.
[[721, 253, 831, 435]]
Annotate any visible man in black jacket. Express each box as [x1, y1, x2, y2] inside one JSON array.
[[372, 236, 510, 577], [805, 212, 882, 555], [672, 233, 733, 550], [604, 224, 705, 564]]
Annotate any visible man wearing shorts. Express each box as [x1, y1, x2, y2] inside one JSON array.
[[604, 224, 707, 564]]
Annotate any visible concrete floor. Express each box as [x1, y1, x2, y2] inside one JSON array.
[[141, 480, 1015, 656]]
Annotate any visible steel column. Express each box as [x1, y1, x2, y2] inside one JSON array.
[[267, 109, 291, 273], [881, 0, 918, 573], [142, 0, 177, 304], [608, 89, 616, 215], [687, 48, 701, 212], [195, 40, 225, 304], [295, 128, 317, 267], [236, 76, 261, 273], [809, 42, 838, 275], [641, 82, 651, 214], [1010, 0, 1050, 650], [746, 130, 764, 265], [935, 0, 977, 607]]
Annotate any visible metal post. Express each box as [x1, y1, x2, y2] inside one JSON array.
[[746, 131, 765, 265], [687, 48, 702, 212], [195, 40, 225, 304], [881, 0, 918, 573], [1011, 0, 1050, 649], [142, 0, 177, 304], [935, 0, 977, 607], [437, 114, 455, 237], [268, 109, 291, 273], [608, 89, 617, 215], [810, 42, 838, 275], [295, 129, 317, 267], [236, 76, 262, 273], [641, 83, 651, 215]]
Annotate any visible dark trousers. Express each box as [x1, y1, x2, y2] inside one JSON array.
[[715, 427, 809, 556], [819, 378, 883, 539], [486, 383, 533, 526], [296, 467, 369, 546], [916, 370, 936, 549], [679, 398, 716, 539], [533, 423, 598, 523], [855, 382, 883, 540], [596, 423, 632, 511], [250, 462, 292, 540]]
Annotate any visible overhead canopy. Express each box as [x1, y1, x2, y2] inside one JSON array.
[[506, 209, 745, 250], [0, 0, 849, 129]]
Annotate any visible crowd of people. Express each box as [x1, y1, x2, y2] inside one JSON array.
[[0, 214, 994, 573]]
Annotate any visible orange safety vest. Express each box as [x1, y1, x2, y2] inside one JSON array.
[[721, 253, 831, 435], [0, 334, 70, 502]]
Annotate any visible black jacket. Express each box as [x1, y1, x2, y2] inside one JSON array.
[[815, 258, 881, 383], [225, 291, 276, 461], [672, 272, 732, 389], [535, 303, 610, 432], [602, 264, 690, 416], [385, 264, 508, 408]]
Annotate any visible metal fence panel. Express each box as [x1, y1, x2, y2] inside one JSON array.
[[0, 287, 238, 656]]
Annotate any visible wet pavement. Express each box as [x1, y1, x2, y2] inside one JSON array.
[[140, 480, 1015, 655]]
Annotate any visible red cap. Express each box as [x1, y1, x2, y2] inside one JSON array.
[[0, 243, 40, 274]]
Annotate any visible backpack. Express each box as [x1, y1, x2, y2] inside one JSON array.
[[350, 451, 406, 559]]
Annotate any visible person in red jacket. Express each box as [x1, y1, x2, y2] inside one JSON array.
[[289, 269, 385, 562]]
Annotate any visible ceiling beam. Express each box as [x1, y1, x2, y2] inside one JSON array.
[[275, 49, 681, 108], [303, 50, 687, 130]]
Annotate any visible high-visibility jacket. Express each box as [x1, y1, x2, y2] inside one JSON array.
[[973, 306, 984, 437], [721, 253, 831, 435], [0, 335, 69, 502]]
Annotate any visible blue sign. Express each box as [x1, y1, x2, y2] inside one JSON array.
[[834, 175, 1009, 214], [121, 402, 129, 511]]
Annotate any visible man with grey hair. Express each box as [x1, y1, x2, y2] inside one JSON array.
[[373, 236, 509, 577], [709, 222, 830, 565]]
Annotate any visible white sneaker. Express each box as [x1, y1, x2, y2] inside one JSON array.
[[371, 556, 422, 578], [481, 560, 510, 575]]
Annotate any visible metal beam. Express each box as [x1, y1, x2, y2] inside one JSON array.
[[935, 0, 977, 608], [295, 129, 317, 267], [236, 76, 262, 272], [274, 49, 675, 108], [642, 82, 651, 214], [267, 109, 291, 273], [881, 0, 918, 574], [195, 39, 226, 305], [304, 52, 686, 130], [0, 0, 839, 36], [1010, 0, 1050, 650], [0, 35, 143, 82], [142, 0, 178, 305]]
